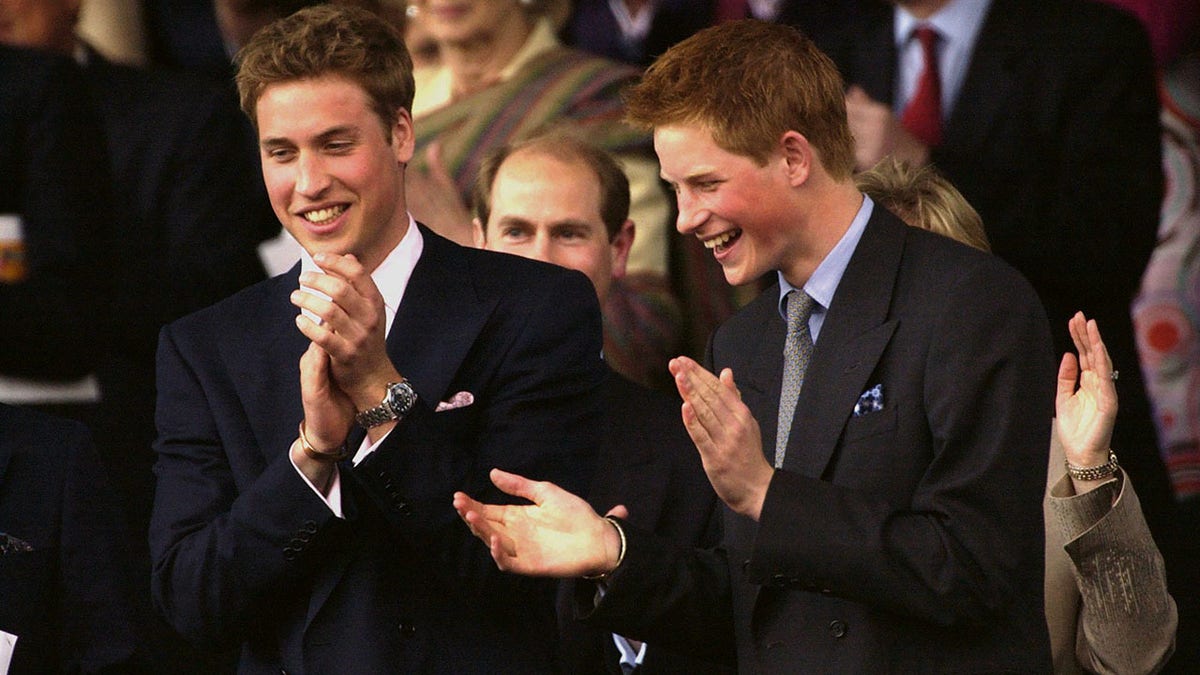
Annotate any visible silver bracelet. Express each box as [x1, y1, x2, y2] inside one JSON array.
[[582, 516, 627, 581], [1066, 449, 1120, 482]]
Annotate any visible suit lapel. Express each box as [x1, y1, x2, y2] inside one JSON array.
[[942, 0, 1023, 154], [781, 209, 905, 478], [847, 2, 897, 104], [720, 291, 787, 465], [305, 227, 494, 631], [235, 266, 308, 466], [385, 226, 493, 406]]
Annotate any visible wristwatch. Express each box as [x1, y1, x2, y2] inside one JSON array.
[[355, 379, 418, 429]]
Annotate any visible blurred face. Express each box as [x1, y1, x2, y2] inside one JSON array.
[[0, 0, 77, 53], [657, 123, 797, 287], [414, 0, 526, 46], [256, 75, 414, 272], [479, 149, 632, 302]]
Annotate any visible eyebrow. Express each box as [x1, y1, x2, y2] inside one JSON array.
[[261, 125, 361, 148]]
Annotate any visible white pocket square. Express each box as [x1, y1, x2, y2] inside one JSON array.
[[435, 391, 475, 412]]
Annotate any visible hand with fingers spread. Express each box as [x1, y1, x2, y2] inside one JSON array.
[[1055, 311, 1119, 485], [453, 469, 626, 578], [669, 356, 773, 520], [290, 252, 404, 433]]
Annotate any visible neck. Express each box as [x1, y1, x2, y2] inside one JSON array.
[[778, 179, 864, 288], [440, 15, 534, 100]]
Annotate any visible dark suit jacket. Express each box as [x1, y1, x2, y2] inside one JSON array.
[[581, 208, 1056, 672], [831, 0, 1175, 539], [150, 226, 605, 673], [558, 369, 729, 674], [565, 0, 848, 67], [0, 46, 112, 381], [0, 404, 142, 673]]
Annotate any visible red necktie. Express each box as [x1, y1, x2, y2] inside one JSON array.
[[901, 25, 942, 147], [714, 0, 748, 23]]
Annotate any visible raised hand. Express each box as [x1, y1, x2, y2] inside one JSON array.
[[1055, 312, 1118, 470], [452, 469, 624, 578], [669, 356, 772, 520]]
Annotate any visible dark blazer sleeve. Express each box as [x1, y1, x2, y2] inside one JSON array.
[[149, 321, 352, 648]]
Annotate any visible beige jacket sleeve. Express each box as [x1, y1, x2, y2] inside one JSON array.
[[1045, 428, 1177, 674]]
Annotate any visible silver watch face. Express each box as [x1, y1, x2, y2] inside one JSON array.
[[385, 380, 417, 416]]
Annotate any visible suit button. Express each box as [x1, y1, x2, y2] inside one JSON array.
[[303, 520, 318, 533], [283, 548, 298, 561], [395, 502, 412, 516], [398, 622, 416, 637], [742, 559, 751, 573], [771, 574, 788, 587], [828, 620, 848, 638]]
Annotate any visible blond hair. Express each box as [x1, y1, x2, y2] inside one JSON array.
[[856, 157, 990, 252]]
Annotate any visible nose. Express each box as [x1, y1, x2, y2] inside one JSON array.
[[675, 191, 708, 235], [530, 234, 553, 264], [295, 151, 331, 198]]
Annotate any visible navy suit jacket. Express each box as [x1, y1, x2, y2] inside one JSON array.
[[582, 207, 1056, 672], [0, 404, 142, 673], [0, 46, 112, 381], [150, 226, 605, 673]]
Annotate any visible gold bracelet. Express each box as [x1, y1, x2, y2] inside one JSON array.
[[297, 420, 353, 463], [582, 516, 627, 581], [1066, 449, 1120, 482]]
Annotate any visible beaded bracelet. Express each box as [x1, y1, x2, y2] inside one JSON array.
[[1066, 449, 1119, 482]]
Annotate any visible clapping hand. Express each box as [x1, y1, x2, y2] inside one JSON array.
[[453, 469, 626, 578]]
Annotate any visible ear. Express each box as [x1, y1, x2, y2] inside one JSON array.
[[392, 108, 416, 165], [609, 219, 635, 280], [471, 218, 487, 249], [779, 130, 811, 187]]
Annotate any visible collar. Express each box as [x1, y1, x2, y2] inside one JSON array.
[[894, 0, 991, 50], [298, 214, 423, 337], [777, 195, 875, 341]]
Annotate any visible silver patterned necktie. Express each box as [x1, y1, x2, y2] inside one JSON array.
[[776, 290, 816, 468]]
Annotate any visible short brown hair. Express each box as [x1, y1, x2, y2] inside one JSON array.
[[623, 19, 854, 179], [473, 131, 631, 241], [856, 157, 991, 252], [235, 4, 414, 133]]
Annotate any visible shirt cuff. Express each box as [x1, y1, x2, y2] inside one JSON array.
[[290, 449, 344, 518]]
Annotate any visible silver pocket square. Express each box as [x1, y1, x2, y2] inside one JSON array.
[[435, 391, 475, 412], [853, 384, 884, 417], [0, 532, 33, 554]]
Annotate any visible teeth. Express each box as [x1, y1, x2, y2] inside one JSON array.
[[302, 205, 346, 224], [703, 231, 738, 250]]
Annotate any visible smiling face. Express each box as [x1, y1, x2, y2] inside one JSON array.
[[480, 149, 632, 303], [256, 75, 414, 272], [657, 123, 800, 287]]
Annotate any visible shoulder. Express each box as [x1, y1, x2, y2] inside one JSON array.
[[163, 270, 292, 343]]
